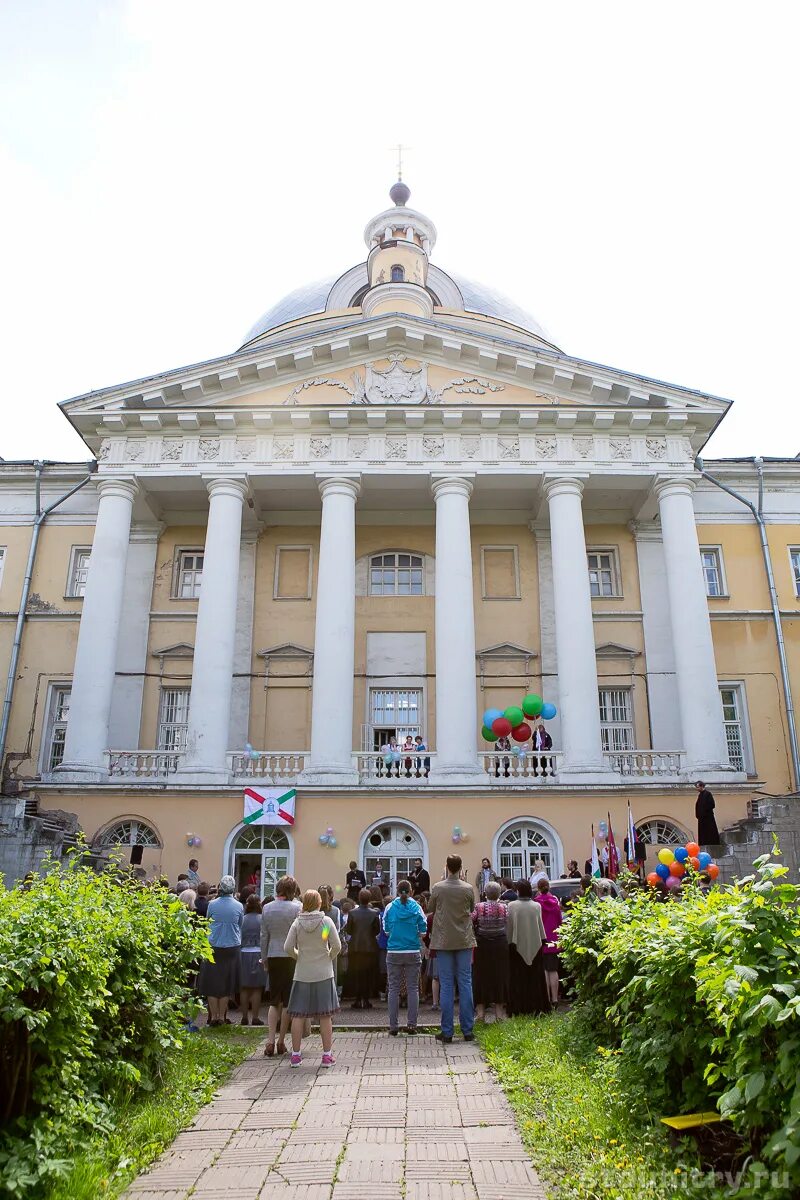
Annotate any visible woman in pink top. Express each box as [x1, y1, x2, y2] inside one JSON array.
[[536, 878, 563, 1006]]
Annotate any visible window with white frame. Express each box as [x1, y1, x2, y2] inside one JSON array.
[[719, 684, 750, 772], [369, 553, 424, 596], [639, 818, 690, 846], [700, 547, 726, 597], [66, 547, 91, 597], [369, 689, 422, 740], [44, 685, 71, 771], [587, 549, 620, 598], [174, 550, 204, 599], [0, 546, 6, 591], [598, 688, 634, 751], [790, 548, 800, 597], [157, 687, 191, 751], [99, 819, 161, 848]]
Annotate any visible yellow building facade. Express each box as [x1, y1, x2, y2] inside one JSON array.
[[1, 181, 798, 889]]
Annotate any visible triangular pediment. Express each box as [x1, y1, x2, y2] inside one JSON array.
[[476, 642, 538, 660], [257, 643, 314, 661], [595, 641, 641, 660], [150, 641, 194, 659]]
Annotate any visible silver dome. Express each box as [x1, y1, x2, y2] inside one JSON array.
[[241, 269, 551, 347]]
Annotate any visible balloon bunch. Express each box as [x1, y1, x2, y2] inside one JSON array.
[[481, 693, 557, 743], [383, 750, 401, 766], [244, 743, 260, 761], [646, 841, 720, 891], [452, 825, 470, 845], [186, 833, 202, 848], [318, 826, 338, 848]]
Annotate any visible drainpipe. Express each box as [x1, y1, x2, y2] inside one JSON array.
[[0, 461, 97, 781], [695, 454, 799, 791]]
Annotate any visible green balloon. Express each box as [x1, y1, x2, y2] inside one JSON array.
[[522, 694, 543, 718], [481, 725, 499, 742], [504, 706, 525, 728]]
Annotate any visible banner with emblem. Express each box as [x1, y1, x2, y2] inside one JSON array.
[[243, 787, 296, 826]]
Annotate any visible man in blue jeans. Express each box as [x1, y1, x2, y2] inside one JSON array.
[[428, 853, 476, 1043]]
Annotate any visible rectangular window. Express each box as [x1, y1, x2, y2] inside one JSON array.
[[369, 553, 424, 596], [700, 547, 725, 597], [157, 687, 191, 751], [481, 546, 520, 599], [0, 546, 6, 591], [719, 684, 750, 772], [174, 550, 204, 599], [790, 548, 800, 597], [66, 547, 92, 597], [598, 688, 634, 751], [587, 549, 620, 598], [274, 546, 313, 600], [44, 685, 71, 771], [369, 688, 422, 742]]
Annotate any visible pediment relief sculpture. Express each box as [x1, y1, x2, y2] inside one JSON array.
[[283, 356, 507, 407]]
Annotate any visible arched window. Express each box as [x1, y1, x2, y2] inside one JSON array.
[[98, 818, 161, 848], [360, 820, 426, 893], [638, 818, 690, 846], [229, 824, 292, 898], [369, 552, 424, 596], [390, 264, 405, 283], [495, 821, 558, 880]]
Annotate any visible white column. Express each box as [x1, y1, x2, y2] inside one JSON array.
[[543, 475, 607, 775], [182, 477, 248, 778], [57, 477, 138, 779], [108, 524, 162, 750], [299, 475, 360, 785], [429, 475, 484, 784], [654, 476, 729, 773]]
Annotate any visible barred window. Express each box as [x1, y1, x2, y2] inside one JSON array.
[[720, 685, 746, 771], [370, 689, 422, 729], [369, 553, 424, 596], [598, 688, 634, 752], [157, 688, 190, 751]]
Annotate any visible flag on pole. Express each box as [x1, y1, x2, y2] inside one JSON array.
[[243, 787, 296, 826], [590, 825, 601, 879], [627, 800, 638, 868], [607, 811, 620, 880]]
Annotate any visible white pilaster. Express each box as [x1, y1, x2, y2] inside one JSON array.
[[228, 527, 259, 753], [632, 522, 682, 750], [533, 527, 562, 749], [428, 474, 485, 784], [654, 476, 730, 773], [57, 477, 138, 780], [107, 524, 162, 750], [543, 475, 607, 775], [182, 476, 248, 778], [299, 475, 360, 785]]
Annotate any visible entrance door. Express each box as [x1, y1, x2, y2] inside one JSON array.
[[496, 822, 556, 880], [363, 820, 425, 893], [230, 824, 291, 898]]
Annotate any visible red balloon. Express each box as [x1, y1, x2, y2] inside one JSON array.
[[706, 863, 720, 880], [685, 842, 700, 857], [491, 717, 512, 737], [511, 722, 532, 742], [646, 872, 660, 888], [689, 856, 701, 871], [669, 861, 685, 877]]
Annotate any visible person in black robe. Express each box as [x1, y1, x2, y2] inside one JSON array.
[[346, 861, 367, 902], [695, 781, 720, 845], [409, 858, 430, 897]]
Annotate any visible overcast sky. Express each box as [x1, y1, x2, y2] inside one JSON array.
[[1, 0, 798, 462]]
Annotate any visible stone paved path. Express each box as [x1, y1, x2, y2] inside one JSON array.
[[124, 1032, 548, 1200]]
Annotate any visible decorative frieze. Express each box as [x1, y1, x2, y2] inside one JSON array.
[[610, 438, 632, 460], [535, 436, 557, 459], [498, 436, 520, 460], [273, 437, 294, 460], [385, 436, 407, 460], [422, 436, 444, 459], [198, 437, 220, 461], [646, 437, 667, 460]]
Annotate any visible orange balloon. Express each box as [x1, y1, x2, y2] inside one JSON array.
[[689, 856, 701, 871], [707, 863, 720, 879], [685, 842, 700, 858], [669, 861, 685, 877], [646, 872, 660, 888]]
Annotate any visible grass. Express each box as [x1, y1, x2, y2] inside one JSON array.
[[41, 1026, 260, 1200], [476, 1011, 729, 1200]]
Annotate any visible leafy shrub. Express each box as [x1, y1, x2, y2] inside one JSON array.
[[560, 854, 800, 1196], [0, 859, 211, 1197]]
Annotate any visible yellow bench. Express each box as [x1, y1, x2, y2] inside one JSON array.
[[661, 1112, 722, 1131]]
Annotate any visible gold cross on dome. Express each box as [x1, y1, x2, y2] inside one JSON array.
[[391, 143, 410, 179]]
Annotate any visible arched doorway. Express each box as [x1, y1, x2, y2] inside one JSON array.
[[227, 824, 293, 898], [493, 818, 562, 881], [359, 818, 426, 893], [94, 816, 162, 875]]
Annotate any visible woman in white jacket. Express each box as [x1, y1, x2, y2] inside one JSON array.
[[284, 889, 342, 1068]]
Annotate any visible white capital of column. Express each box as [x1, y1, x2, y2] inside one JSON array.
[[543, 474, 608, 775], [654, 475, 730, 773], [57, 476, 138, 779], [299, 474, 361, 785], [182, 476, 248, 778], [429, 474, 485, 784]]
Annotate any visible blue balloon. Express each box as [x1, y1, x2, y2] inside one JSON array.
[[698, 851, 712, 869], [383, 754, 393, 766], [483, 708, 503, 729], [655, 863, 670, 881], [540, 702, 557, 720], [392, 752, 401, 763], [674, 847, 689, 863]]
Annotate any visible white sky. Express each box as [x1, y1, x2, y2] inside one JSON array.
[[1, 0, 798, 462]]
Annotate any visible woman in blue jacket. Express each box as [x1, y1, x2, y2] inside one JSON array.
[[383, 879, 427, 1035]]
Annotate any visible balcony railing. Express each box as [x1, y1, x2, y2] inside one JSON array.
[[482, 750, 562, 781], [605, 750, 684, 776], [107, 750, 181, 777], [356, 750, 435, 783], [229, 751, 307, 780]]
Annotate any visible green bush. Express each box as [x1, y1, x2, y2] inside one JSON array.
[[559, 854, 800, 1196], [0, 859, 211, 1197]]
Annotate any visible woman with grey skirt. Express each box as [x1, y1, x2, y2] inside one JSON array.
[[197, 875, 243, 1026], [383, 880, 427, 1035], [284, 889, 342, 1068], [239, 894, 267, 1025]]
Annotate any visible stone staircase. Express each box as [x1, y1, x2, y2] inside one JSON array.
[[717, 792, 800, 883], [0, 793, 83, 885]]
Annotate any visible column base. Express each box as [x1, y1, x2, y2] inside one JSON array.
[[53, 762, 109, 783], [427, 764, 489, 787], [297, 766, 359, 787], [685, 762, 743, 782], [175, 765, 233, 786], [558, 760, 615, 784]]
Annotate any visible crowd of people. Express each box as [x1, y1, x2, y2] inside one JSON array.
[[173, 851, 588, 1068]]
